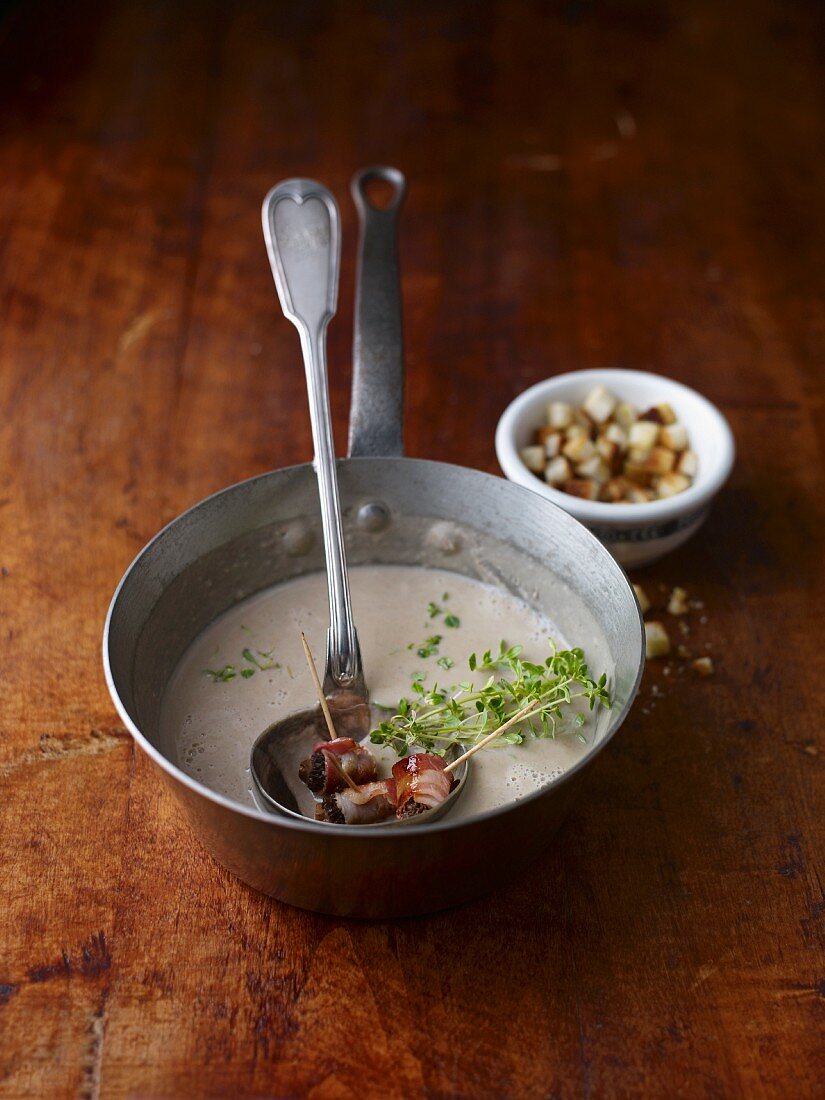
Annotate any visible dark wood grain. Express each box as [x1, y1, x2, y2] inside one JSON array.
[[1, 1, 823, 1096]]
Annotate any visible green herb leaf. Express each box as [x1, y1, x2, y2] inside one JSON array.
[[205, 665, 237, 682], [368, 641, 610, 756], [242, 646, 279, 671], [415, 634, 443, 659], [444, 614, 460, 628]]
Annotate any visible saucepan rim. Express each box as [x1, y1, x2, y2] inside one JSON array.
[[103, 456, 645, 839]]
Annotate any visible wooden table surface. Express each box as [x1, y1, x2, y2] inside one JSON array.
[[1, 1, 823, 1096]]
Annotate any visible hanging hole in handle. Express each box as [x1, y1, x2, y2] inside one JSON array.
[[352, 166, 406, 213], [363, 176, 396, 210]]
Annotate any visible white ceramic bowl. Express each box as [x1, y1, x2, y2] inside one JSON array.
[[495, 369, 735, 567]]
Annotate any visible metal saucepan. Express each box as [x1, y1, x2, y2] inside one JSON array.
[[103, 167, 644, 918]]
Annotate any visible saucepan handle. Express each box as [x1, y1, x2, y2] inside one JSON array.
[[348, 166, 407, 458]]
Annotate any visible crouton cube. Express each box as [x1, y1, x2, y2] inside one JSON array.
[[678, 449, 699, 477], [691, 656, 714, 677], [625, 485, 654, 503], [545, 432, 562, 458], [562, 434, 596, 463], [642, 446, 677, 476], [576, 455, 611, 482], [520, 445, 545, 474], [629, 444, 655, 462], [667, 586, 689, 615], [547, 401, 573, 429], [601, 476, 631, 502], [657, 472, 691, 498], [633, 584, 651, 614], [624, 462, 655, 487], [645, 621, 671, 658], [614, 401, 637, 430], [563, 478, 600, 501], [640, 402, 677, 425], [628, 421, 659, 451], [565, 423, 589, 442], [659, 422, 689, 451], [596, 437, 621, 468], [544, 455, 571, 485], [537, 426, 562, 457], [603, 422, 628, 448], [582, 384, 617, 425], [626, 446, 651, 465]]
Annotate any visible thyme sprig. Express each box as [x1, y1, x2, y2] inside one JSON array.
[[370, 640, 609, 756]]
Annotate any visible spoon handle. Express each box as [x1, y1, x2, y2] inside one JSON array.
[[262, 179, 362, 689]]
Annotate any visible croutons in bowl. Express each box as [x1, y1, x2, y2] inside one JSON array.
[[495, 369, 735, 566]]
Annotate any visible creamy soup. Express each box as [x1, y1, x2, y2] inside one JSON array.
[[159, 565, 597, 822]]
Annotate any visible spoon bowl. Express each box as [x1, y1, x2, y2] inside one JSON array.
[[250, 714, 470, 826], [250, 687, 372, 818]]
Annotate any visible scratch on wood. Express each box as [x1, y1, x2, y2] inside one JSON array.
[[26, 932, 111, 985], [80, 989, 109, 1100], [117, 308, 164, 354], [246, 966, 303, 1060], [79, 932, 113, 977], [28, 950, 71, 983], [776, 832, 805, 878], [0, 729, 129, 779], [689, 964, 718, 991], [778, 979, 825, 1000]]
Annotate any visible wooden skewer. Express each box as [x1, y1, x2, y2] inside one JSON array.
[[444, 697, 544, 774], [300, 632, 338, 741], [299, 631, 359, 793], [327, 752, 360, 793]]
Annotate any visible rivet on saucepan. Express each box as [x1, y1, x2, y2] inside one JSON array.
[[282, 520, 314, 556], [426, 521, 462, 554], [356, 501, 391, 532]]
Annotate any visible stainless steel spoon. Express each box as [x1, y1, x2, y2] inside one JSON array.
[[250, 171, 468, 825], [251, 179, 368, 816]]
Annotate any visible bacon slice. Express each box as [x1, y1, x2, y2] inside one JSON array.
[[392, 753, 453, 818], [298, 737, 378, 795], [320, 780, 396, 825]]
